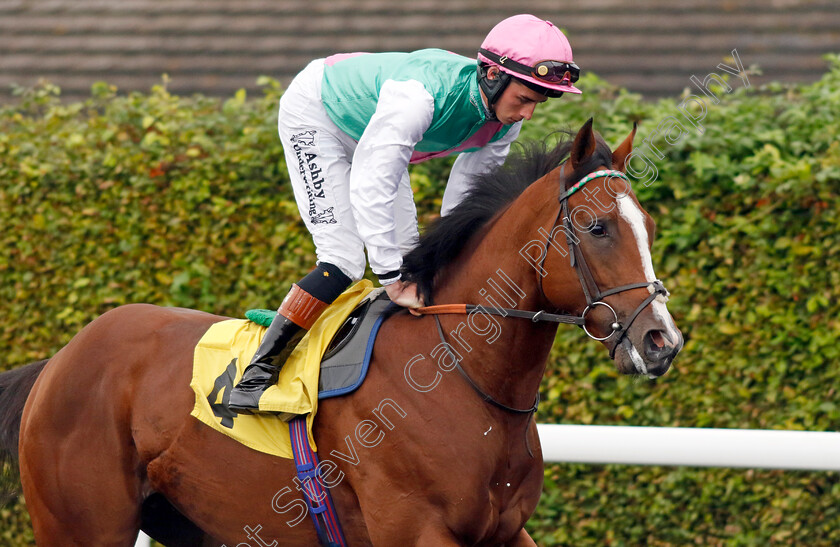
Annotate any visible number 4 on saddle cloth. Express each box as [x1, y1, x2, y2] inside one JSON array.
[[189, 280, 391, 459]]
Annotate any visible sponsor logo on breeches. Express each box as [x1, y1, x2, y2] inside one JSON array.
[[291, 130, 336, 225]]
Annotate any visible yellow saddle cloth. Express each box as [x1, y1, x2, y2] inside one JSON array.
[[189, 280, 376, 458]]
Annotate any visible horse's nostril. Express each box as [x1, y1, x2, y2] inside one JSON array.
[[644, 330, 676, 359], [646, 329, 677, 351], [649, 330, 666, 349]]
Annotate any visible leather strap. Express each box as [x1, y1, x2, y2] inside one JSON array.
[[416, 304, 583, 325], [432, 316, 539, 417], [415, 304, 467, 315]]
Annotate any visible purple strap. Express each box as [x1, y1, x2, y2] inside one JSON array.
[[289, 417, 347, 546]]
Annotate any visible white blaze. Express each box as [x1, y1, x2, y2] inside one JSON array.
[[615, 196, 679, 341]]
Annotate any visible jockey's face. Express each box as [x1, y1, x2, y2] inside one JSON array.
[[492, 76, 549, 125]]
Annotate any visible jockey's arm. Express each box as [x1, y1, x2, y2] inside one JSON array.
[[348, 78, 434, 301], [440, 120, 522, 216]]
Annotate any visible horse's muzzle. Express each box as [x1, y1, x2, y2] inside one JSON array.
[[642, 328, 683, 377]]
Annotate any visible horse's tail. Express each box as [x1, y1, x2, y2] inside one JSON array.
[[0, 359, 48, 503]]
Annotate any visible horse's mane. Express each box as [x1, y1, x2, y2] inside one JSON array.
[[402, 131, 613, 302]]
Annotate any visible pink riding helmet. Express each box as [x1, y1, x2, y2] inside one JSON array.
[[478, 14, 582, 96]]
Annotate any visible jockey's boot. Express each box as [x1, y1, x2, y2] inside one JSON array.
[[228, 263, 352, 415], [228, 284, 328, 414]]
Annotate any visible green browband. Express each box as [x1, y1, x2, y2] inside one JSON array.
[[559, 169, 630, 203]]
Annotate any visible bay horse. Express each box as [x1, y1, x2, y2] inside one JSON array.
[[0, 119, 682, 546]]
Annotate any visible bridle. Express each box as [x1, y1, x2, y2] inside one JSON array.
[[538, 168, 670, 358], [415, 166, 670, 419]]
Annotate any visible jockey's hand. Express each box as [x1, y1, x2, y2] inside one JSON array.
[[384, 280, 424, 310]]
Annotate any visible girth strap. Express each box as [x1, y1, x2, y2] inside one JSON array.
[[288, 417, 347, 547]]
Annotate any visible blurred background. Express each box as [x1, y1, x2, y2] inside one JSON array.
[[3, 1, 840, 545], [2, 0, 840, 101]]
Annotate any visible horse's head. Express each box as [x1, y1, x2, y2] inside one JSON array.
[[541, 119, 683, 377]]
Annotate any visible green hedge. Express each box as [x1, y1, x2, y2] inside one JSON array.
[[2, 55, 839, 545]]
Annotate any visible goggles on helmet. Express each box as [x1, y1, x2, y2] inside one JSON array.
[[532, 60, 580, 85], [479, 48, 580, 87]]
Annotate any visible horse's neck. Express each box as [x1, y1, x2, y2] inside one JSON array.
[[433, 174, 576, 411]]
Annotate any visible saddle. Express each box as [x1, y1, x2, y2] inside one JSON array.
[[189, 281, 394, 458], [246, 288, 393, 399]]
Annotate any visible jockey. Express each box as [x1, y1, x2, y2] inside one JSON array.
[[229, 14, 581, 414]]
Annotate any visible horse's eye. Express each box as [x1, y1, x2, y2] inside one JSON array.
[[591, 223, 607, 238]]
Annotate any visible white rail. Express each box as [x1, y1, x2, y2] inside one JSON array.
[[537, 424, 840, 471]]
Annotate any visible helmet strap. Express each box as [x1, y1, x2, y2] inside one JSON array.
[[477, 64, 511, 115]]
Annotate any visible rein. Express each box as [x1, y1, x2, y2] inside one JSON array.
[[432, 315, 540, 415], [415, 167, 671, 421], [416, 303, 583, 325]]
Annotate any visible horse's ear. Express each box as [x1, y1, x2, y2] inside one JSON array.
[[570, 118, 597, 171], [612, 122, 637, 172]]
